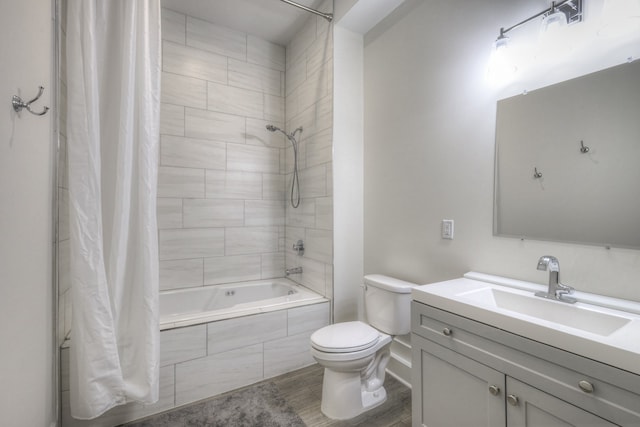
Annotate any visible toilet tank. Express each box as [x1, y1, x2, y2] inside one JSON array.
[[364, 274, 417, 335]]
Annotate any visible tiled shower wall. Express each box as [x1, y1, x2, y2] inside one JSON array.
[[58, 0, 334, 374], [157, 9, 289, 290], [284, 0, 334, 302]]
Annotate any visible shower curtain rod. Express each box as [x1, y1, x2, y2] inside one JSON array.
[[279, 0, 333, 22]]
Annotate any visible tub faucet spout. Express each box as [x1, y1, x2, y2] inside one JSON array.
[[534, 255, 576, 303], [286, 267, 303, 277]]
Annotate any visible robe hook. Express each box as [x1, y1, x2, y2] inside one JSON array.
[[579, 140, 589, 153], [533, 167, 543, 179], [12, 86, 49, 116]]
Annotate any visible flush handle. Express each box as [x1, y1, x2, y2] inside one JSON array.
[[442, 328, 452, 336], [488, 385, 500, 396], [579, 380, 594, 393]]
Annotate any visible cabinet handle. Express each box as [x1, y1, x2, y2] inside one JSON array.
[[507, 394, 519, 406], [442, 327, 452, 336], [488, 385, 500, 396], [578, 380, 594, 393]]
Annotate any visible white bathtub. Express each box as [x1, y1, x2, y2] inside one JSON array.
[[160, 278, 326, 330]]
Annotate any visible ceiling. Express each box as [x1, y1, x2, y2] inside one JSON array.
[[161, 0, 327, 46]]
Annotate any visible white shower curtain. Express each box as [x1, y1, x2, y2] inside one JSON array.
[[66, 0, 161, 419]]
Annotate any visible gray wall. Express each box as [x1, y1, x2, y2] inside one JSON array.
[[0, 0, 55, 425], [363, 0, 640, 301]]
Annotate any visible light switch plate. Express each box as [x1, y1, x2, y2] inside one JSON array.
[[442, 219, 454, 239]]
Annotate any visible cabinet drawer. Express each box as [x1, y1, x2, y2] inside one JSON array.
[[412, 301, 640, 427]]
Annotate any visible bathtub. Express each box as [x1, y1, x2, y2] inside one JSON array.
[[160, 278, 326, 330]]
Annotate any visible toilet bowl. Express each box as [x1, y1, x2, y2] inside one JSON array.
[[310, 275, 417, 420], [310, 321, 393, 419]]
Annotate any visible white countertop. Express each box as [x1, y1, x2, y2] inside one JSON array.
[[412, 272, 640, 376]]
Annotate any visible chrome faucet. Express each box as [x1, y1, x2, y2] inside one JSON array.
[[534, 255, 576, 303], [285, 267, 303, 277]]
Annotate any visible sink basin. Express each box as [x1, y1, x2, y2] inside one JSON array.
[[412, 272, 640, 376], [457, 287, 632, 336]]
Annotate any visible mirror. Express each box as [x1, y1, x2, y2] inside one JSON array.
[[494, 60, 640, 249]]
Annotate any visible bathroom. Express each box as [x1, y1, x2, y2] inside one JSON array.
[[1, 0, 640, 426]]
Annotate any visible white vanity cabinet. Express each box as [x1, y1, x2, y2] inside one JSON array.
[[411, 302, 640, 427]]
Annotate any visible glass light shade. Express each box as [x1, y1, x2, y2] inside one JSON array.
[[541, 10, 568, 33], [487, 36, 517, 85]]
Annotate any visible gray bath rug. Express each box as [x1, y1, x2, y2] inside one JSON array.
[[126, 382, 305, 427]]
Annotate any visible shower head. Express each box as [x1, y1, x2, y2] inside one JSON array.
[[265, 124, 281, 132]]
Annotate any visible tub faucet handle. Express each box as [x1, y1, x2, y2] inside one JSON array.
[[285, 267, 303, 276], [292, 240, 304, 256]]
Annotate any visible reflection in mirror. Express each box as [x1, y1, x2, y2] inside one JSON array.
[[494, 60, 640, 248]]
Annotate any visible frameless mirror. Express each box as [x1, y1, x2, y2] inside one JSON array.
[[494, 60, 640, 249]]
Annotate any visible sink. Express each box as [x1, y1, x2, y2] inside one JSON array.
[[457, 287, 632, 336], [412, 272, 640, 376]]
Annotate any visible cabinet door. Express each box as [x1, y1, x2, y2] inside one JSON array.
[[412, 335, 506, 427], [506, 377, 617, 427]]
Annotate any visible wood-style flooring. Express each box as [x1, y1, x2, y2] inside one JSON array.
[[127, 363, 412, 427], [276, 364, 412, 427]]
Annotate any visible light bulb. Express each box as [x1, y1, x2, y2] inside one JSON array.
[[487, 35, 517, 85]]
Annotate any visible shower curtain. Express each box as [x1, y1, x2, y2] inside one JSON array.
[[66, 0, 161, 419]]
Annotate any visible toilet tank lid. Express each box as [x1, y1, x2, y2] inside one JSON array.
[[364, 274, 417, 293]]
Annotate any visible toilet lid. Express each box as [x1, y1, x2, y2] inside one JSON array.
[[310, 321, 380, 353]]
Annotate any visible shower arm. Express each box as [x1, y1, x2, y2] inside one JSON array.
[[279, 0, 333, 22]]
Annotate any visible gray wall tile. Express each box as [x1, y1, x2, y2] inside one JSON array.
[[207, 311, 287, 354], [246, 118, 286, 148], [160, 325, 207, 366], [186, 17, 247, 60], [225, 226, 279, 255], [161, 135, 226, 170], [175, 344, 263, 406], [247, 35, 286, 72], [205, 170, 262, 200], [159, 258, 204, 290], [261, 252, 285, 278], [185, 108, 245, 144], [264, 331, 315, 378], [229, 59, 282, 96], [207, 81, 263, 119], [262, 173, 285, 200], [161, 72, 207, 109], [245, 200, 285, 226], [227, 143, 280, 173], [160, 103, 185, 136], [287, 302, 330, 336], [163, 41, 227, 84], [204, 254, 261, 285], [304, 228, 332, 264], [158, 166, 205, 198], [157, 198, 182, 229], [162, 9, 186, 44], [159, 228, 224, 260], [183, 199, 244, 228]]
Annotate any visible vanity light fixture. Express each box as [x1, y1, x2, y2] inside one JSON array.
[[488, 0, 583, 83], [493, 0, 583, 50]]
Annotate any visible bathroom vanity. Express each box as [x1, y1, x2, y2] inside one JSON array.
[[411, 273, 640, 427]]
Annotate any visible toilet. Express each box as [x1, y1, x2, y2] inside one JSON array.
[[310, 274, 416, 420]]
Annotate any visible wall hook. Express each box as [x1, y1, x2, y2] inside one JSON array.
[[579, 140, 590, 153], [533, 167, 543, 179], [12, 86, 49, 116]]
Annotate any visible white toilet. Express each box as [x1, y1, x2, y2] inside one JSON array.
[[310, 274, 416, 420]]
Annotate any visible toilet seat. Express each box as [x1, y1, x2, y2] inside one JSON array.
[[311, 321, 380, 353]]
